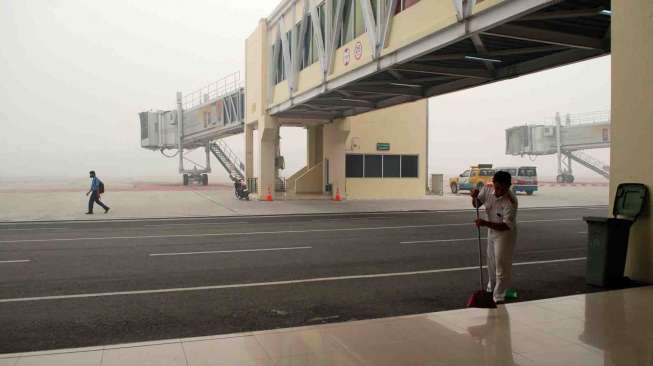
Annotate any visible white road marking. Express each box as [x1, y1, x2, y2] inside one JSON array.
[[144, 221, 249, 227], [0, 223, 470, 243], [401, 237, 488, 244], [519, 218, 580, 223], [150, 246, 312, 256], [0, 259, 30, 264], [0, 218, 581, 244], [0, 257, 586, 303], [0, 205, 607, 226], [0, 227, 65, 231]]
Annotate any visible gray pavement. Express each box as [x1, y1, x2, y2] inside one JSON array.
[[0, 207, 607, 353], [0, 180, 609, 222]]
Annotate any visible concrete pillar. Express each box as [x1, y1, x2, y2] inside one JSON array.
[[245, 123, 255, 179], [306, 125, 324, 167], [323, 119, 350, 198], [259, 115, 279, 198], [611, 1, 653, 282]]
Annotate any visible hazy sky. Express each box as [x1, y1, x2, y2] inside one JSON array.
[[0, 0, 610, 182]]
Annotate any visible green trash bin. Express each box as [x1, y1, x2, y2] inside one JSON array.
[[583, 183, 648, 287]]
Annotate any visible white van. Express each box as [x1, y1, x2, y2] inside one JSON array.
[[495, 166, 538, 195]]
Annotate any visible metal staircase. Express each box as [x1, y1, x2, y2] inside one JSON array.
[[209, 139, 245, 182], [568, 150, 610, 179]]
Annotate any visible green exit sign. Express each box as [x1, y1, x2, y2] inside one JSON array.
[[376, 142, 390, 151]]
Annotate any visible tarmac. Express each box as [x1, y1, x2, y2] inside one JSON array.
[[0, 208, 602, 352], [0, 178, 609, 222]]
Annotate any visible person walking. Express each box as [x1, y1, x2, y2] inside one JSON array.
[[470, 171, 517, 304], [86, 170, 110, 214]]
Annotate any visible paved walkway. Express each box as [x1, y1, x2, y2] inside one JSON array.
[[0, 180, 608, 222], [1, 286, 650, 365]]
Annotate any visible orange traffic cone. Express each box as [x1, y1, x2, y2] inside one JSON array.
[[334, 187, 342, 201], [265, 186, 273, 201]]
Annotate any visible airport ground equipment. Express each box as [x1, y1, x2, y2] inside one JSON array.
[[449, 164, 495, 194], [505, 111, 610, 183], [138, 73, 245, 185]]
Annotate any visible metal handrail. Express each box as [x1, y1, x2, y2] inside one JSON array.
[[183, 72, 242, 110], [563, 110, 611, 126], [526, 110, 611, 126], [570, 150, 610, 173], [212, 139, 245, 175]]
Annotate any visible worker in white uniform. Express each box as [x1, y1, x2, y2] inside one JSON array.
[[471, 171, 518, 303]]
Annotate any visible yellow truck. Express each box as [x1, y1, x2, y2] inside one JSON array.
[[449, 164, 495, 194]]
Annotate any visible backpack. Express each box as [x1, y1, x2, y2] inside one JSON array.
[[99, 181, 105, 194]]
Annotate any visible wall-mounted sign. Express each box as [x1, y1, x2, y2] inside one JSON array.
[[354, 41, 363, 60], [377, 142, 390, 151], [343, 47, 351, 66]]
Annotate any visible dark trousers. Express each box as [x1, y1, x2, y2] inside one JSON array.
[[88, 191, 109, 213]]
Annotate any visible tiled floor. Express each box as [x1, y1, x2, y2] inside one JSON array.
[[2, 286, 652, 365]]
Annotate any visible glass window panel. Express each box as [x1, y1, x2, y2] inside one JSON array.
[[365, 154, 382, 178], [340, 0, 355, 46], [302, 19, 312, 69], [401, 155, 418, 178], [383, 155, 401, 177], [319, 3, 326, 40], [354, 1, 364, 37], [404, 0, 419, 10], [346, 154, 364, 178]]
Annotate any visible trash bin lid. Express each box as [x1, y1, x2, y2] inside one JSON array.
[[613, 183, 648, 220]]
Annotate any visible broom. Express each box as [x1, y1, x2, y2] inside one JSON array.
[[466, 199, 496, 308]]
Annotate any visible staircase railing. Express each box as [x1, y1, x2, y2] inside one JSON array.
[[568, 150, 610, 179], [209, 139, 245, 181]]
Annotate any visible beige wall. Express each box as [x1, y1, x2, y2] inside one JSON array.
[[295, 162, 323, 194], [329, 33, 374, 81], [245, 20, 280, 197], [245, 20, 267, 125], [611, 0, 653, 282], [472, 0, 505, 15], [307, 126, 323, 167], [336, 100, 428, 199], [382, 0, 457, 55], [323, 118, 351, 198]]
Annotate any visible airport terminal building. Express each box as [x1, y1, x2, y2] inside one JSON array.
[[244, 1, 437, 199]]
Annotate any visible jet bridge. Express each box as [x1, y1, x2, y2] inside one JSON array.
[[139, 72, 245, 185], [506, 111, 610, 182]]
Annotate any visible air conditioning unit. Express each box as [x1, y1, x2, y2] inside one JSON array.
[[543, 127, 555, 137]]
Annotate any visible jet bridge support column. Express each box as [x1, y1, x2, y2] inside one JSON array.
[[204, 143, 211, 172], [555, 113, 574, 183], [245, 123, 255, 180], [177, 91, 184, 174], [258, 116, 280, 199]]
